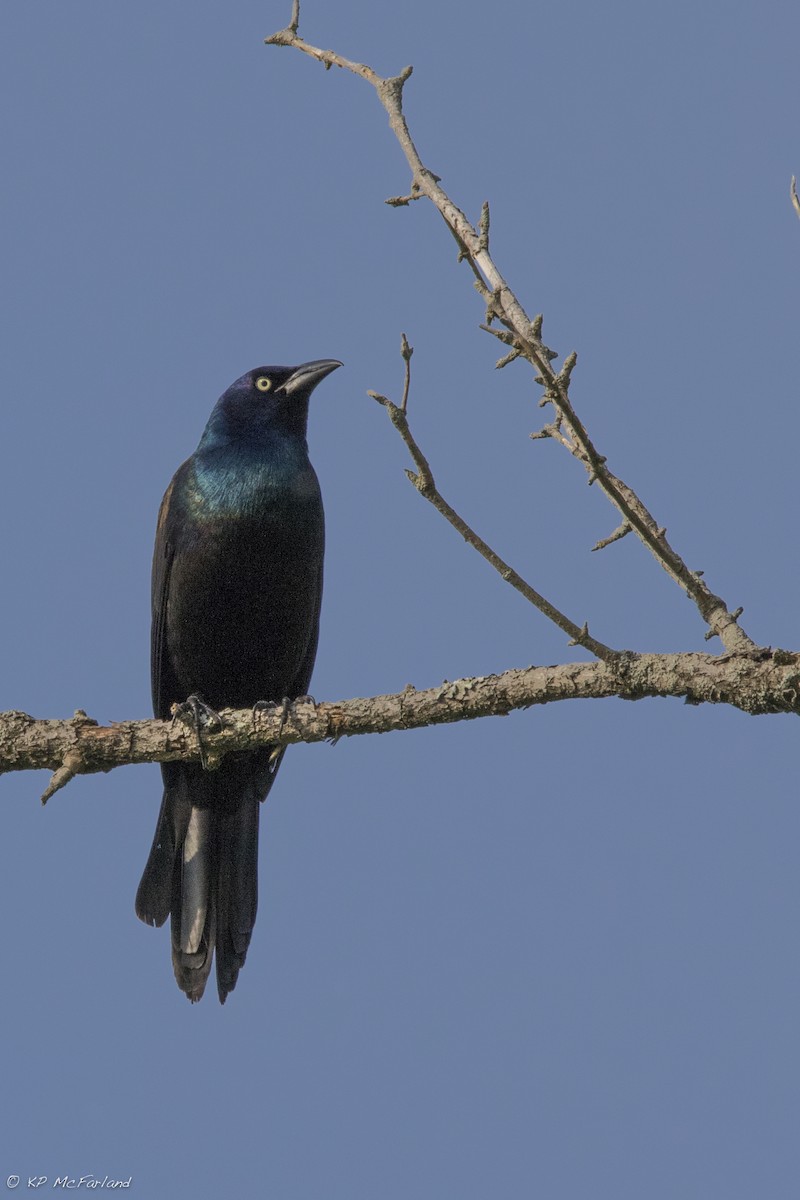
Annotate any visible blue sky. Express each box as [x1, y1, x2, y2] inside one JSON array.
[[2, 2, 799, 1196]]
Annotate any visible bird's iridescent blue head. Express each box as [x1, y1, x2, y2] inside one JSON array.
[[200, 359, 342, 449]]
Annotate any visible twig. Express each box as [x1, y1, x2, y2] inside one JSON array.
[[368, 380, 617, 663], [477, 201, 490, 253], [40, 752, 82, 805], [400, 332, 413, 413], [386, 187, 422, 208], [592, 522, 632, 552], [265, 4, 758, 656]]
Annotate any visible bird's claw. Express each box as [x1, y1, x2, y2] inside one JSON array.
[[252, 696, 293, 737], [171, 694, 223, 769], [267, 745, 284, 776], [252, 696, 315, 775], [252, 698, 279, 728], [252, 700, 293, 779]]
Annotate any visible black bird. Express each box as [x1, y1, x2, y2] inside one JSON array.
[[135, 359, 341, 1003]]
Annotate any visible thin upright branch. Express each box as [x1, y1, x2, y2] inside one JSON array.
[[399, 332, 413, 413], [265, 5, 757, 656], [368, 339, 617, 662]]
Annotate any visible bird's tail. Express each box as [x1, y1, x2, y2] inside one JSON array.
[[135, 768, 260, 1003]]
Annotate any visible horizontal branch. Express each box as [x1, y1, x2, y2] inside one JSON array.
[[3, 649, 798, 801]]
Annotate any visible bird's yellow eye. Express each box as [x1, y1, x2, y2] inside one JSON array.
[[255, 376, 272, 392]]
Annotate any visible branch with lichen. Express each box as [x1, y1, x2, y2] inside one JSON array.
[[3, 646, 799, 803], [266, 3, 756, 656]]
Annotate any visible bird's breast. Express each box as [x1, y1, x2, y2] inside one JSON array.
[[163, 452, 324, 708], [189, 450, 320, 520]]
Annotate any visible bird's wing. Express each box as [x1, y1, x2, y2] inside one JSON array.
[[138, 465, 191, 933], [150, 471, 180, 720], [253, 553, 324, 796], [293, 554, 324, 696]]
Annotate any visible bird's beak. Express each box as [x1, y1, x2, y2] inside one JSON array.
[[277, 359, 343, 397]]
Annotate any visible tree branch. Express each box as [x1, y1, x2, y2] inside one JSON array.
[[4, 649, 797, 802], [3, 9, 783, 807], [265, 4, 757, 656], [368, 345, 617, 662]]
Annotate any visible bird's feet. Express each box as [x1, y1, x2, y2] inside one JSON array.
[[252, 696, 316, 777], [252, 697, 290, 733], [252, 699, 292, 779], [172, 694, 223, 770], [252, 694, 317, 734], [172, 693, 224, 731]]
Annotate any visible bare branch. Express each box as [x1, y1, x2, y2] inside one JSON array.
[[399, 332, 413, 413], [592, 522, 632, 552], [557, 351, 578, 387], [4, 648, 797, 798], [479, 324, 515, 346], [265, 7, 757, 655], [368, 374, 620, 663], [385, 186, 422, 208], [477, 201, 490, 254], [495, 348, 523, 370], [792, 176, 800, 221]]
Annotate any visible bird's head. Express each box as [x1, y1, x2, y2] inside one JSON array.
[[200, 360, 342, 448]]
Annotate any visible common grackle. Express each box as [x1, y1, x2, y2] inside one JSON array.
[[135, 359, 341, 1002]]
